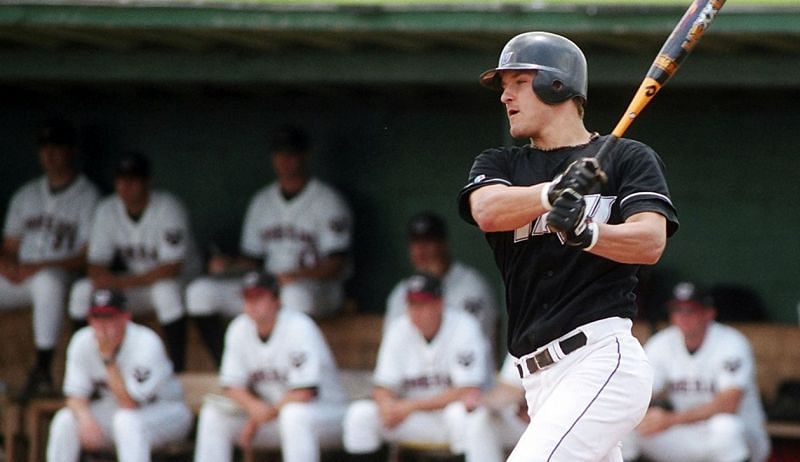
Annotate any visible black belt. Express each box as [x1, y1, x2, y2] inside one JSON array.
[[516, 331, 587, 378]]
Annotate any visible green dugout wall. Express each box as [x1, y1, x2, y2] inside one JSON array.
[[1, 2, 799, 322]]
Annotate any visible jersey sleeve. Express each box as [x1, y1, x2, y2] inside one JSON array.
[[87, 201, 116, 265], [156, 196, 190, 264], [316, 192, 352, 257], [239, 191, 266, 259], [283, 322, 325, 389], [614, 141, 679, 237], [643, 333, 670, 394], [75, 185, 100, 250], [373, 324, 405, 391], [448, 317, 490, 387], [219, 317, 251, 389], [62, 331, 95, 398], [3, 186, 28, 240], [715, 334, 755, 392], [457, 148, 513, 226], [122, 329, 175, 403]]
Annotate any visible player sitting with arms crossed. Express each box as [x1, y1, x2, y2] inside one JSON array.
[[46, 289, 192, 462], [622, 282, 770, 462], [458, 31, 679, 461], [0, 118, 100, 401], [343, 272, 491, 461], [185, 125, 353, 365], [68, 152, 201, 372], [193, 271, 348, 462]]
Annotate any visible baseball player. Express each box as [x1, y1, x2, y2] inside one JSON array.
[[458, 31, 679, 461], [185, 125, 353, 364], [68, 152, 201, 372], [0, 118, 100, 401], [46, 288, 192, 462], [193, 271, 348, 462], [383, 212, 498, 348], [343, 272, 491, 459], [622, 282, 771, 462], [463, 354, 528, 462]]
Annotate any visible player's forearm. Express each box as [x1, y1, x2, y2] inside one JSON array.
[[291, 255, 345, 281], [105, 363, 138, 409], [405, 386, 480, 413], [670, 388, 743, 426], [469, 184, 550, 232], [586, 212, 666, 264], [66, 396, 94, 423], [225, 387, 274, 420]]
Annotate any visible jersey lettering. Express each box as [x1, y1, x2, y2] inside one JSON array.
[[119, 245, 159, 264], [667, 378, 717, 394], [249, 368, 289, 387], [401, 374, 452, 393], [513, 194, 617, 243], [24, 214, 78, 251]]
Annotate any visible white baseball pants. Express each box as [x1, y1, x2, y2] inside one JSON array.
[[0, 268, 71, 349]]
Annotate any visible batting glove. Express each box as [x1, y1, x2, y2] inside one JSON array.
[[546, 189, 599, 251], [541, 157, 608, 210]]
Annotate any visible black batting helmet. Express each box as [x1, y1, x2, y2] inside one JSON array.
[[480, 31, 588, 105]]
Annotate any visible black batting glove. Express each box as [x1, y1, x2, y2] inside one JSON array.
[[542, 158, 608, 210], [546, 189, 586, 234], [546, 189, 598, 250]]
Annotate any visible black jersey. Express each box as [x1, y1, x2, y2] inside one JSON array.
[[458, 135, 679, 357]]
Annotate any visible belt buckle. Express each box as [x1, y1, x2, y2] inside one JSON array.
[[533, 349, 553, 371]]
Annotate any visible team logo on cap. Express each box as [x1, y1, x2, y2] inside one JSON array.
[[244, 272, 260, 287], [94, 289, 113, 306], [408, 275, 427, 293], [673, 282, 697, 301], [499, 51, 514, 66]]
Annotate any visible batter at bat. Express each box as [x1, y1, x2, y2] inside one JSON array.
[[458, 32, 679, 461]]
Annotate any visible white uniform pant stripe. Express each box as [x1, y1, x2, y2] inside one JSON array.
[[548, 338, 622, 461]]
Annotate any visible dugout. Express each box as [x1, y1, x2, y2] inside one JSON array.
[[1, 0, 799, 322]]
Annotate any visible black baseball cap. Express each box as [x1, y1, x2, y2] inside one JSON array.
[[406, 272, 443, 304], [114, 152, 151, 179], [242, 271, 280, 298], [89, 289, 128, 317], [37, 117, 77, 148], [269, 125, 310, 155], [668, 281, 713, 311], [407, 212, 447, 241]]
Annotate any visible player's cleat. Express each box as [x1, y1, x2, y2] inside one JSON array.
[[17, 367, 59, 403]]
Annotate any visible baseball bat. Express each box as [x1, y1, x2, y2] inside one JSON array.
[[595, 0, 726, 163]]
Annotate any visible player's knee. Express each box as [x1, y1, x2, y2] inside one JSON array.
[[151, 279, 185, 323], [185, 278, 216, 316], [68, 279, 92, 319], [50, 408, 78, 439], [709, 413, 747, 444], [29, 268, 67, 291], [112, 409, 144, 436], [343, 400, 381, 453], [278, 402, 314, 435]]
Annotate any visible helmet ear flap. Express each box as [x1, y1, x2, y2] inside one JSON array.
[[533, 71, 571, 105]]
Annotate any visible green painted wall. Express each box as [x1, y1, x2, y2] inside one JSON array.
[[2, 83, 799, 322]]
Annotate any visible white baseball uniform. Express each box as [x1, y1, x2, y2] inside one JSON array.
[[384, 261, 499, 345], [343, 311, 490, 454], [194, 308, 347, 462], [623, 322, 771, 462], [69, 190, 200, 324], [186, 178, 352, 318], [0, 174, 99, 349], [464, 354, 527, 462], [46, 322, 192, 462]]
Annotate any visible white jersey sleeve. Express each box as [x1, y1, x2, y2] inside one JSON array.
[[239, 185, 271, 259], [87, 198, 117, 265], [152, 193, 191, 264], [498, 354, 522, 387], [313, 184, 352, 257], [373, 320, 407, 392], [445, 313, 490, 388], [62, 328, 100, 398]]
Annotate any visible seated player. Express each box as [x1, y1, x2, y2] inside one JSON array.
[[193, 271, 348, 462], [46, 288, 192, 462]]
